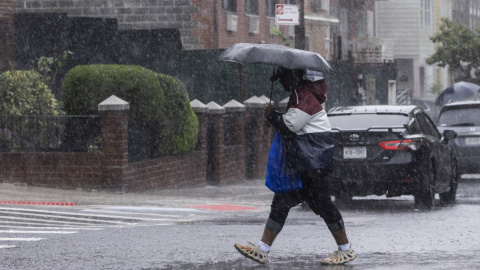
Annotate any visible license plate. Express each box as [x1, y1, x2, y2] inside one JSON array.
[[343, 147, 367, 159], [466, 137, 480, 145]]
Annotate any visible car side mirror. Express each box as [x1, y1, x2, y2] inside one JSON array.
[[443, 130, 457, 141]]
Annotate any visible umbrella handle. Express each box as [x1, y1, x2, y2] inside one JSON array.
[[269, 80, 273, 106], [269, 67, 276, 106]]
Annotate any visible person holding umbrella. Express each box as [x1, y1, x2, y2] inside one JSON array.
[[234, 67, 356, 265]]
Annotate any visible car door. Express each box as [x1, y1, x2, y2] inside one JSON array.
[[416, 110, 451, 187]]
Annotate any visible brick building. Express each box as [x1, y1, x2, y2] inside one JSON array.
[[0, 0, 15, 71], [13, 0, 295, 50]]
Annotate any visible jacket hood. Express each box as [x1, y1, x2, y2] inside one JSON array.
[[287, 79, 327, 115], [298, 79, 327, 104]]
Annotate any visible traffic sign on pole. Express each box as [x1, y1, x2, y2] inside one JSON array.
[[275, 4, 299, 25]]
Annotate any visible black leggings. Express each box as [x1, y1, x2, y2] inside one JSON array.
[[266, 169, 344, 233]]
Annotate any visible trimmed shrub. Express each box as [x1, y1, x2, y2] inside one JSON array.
[[61, 64, 198, 157], [155, 74, 198, 155], [0, 70, 59, 115]]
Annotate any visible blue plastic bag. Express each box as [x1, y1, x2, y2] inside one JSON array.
[[265, 133, 302, 193]]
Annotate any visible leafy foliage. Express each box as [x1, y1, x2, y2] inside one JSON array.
[[0, 70, 61, 151], [0, 70, 59, 115], [272, 28, 291, 47], [32, 50, 73, 89], [61, 64, 198, 157], [427, 18, 480, 83]]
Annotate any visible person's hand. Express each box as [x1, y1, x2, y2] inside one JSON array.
[[264, 105, 276, 118]]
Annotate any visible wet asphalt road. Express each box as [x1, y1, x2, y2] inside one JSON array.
[[1, 178, 479, 270]]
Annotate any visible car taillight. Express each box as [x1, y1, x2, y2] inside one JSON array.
[[378, 140, 422, 151]]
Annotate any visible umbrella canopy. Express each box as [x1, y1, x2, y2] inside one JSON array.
[[435, 81, 480, 106], [219, 43, 333, 73]]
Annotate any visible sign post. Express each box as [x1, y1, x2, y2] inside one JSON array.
[[275, 4, 299, 25]]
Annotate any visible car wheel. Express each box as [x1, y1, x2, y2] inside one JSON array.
[[439, 159, 458, 204], [415, 161, 435, 210]]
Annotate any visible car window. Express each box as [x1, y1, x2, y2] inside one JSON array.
[[438, 106, 480, 127], [407, 117, 422, 135], [328, 114, 409, 130], [416, 112, 440, 138]]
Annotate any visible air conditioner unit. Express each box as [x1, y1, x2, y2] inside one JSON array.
[[226, 13, 238, 32], [249, 16, 259, 34]]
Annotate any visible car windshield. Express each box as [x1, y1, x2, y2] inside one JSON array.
[[328, 114, 409, 130], [438, 107, 480, 127]]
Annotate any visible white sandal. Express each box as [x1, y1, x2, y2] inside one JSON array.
[[234, 241, 269, 264], [321, 245, 357, 265]]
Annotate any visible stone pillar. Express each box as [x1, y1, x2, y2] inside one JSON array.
[[206, 101, 225, 185], [223, 99, 246, 184], [244, 96, 269, 179], [190, 99, 209, 183], [279, 96, 290, 112], [98, 95, 129, 191]]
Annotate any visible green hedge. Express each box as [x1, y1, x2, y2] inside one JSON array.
[[61, 64, 198, 157]]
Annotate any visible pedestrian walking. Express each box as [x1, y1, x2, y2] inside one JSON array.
[[234, 67, 357, 265]]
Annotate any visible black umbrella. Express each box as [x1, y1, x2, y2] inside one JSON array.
[[219, 43, 333, 72], [435, 81, 480, 106], [219, 43, 333, 104]]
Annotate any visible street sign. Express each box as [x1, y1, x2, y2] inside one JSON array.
[[275, 4, 299, 25]]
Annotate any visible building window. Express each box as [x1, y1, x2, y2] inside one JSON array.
[[245, 0, 258, 15], [286, 0, 296, 4], [222, 0, 237, 12], [421, 0, 432, 27], [266, 0, 278, 17], [313, 0, 328, 12]]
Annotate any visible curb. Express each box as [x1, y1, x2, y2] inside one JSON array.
[[0, 201, 76, 206]]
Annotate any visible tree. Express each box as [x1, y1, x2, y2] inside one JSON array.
[[426, 18, 480, 83]]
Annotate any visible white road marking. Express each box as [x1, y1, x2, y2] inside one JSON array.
[[82, 208, 181, 217], [0, 245, 16, 249], [0, 230, 77, 234], [0, 207, 172, 222], [0, 225, 102, 231], [0, 238, 44, 241]]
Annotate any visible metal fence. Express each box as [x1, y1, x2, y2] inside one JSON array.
[[397, 88, 412, 105], [0, 115, 101, 152]]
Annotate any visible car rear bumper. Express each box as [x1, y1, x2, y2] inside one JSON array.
[[457, 156, 480, 174], [327, 163, 419, 197]]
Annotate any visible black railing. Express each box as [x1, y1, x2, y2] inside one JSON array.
[[0, 115, 101, 152]]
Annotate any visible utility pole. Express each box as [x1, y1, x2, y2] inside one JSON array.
[[294, 0, 305, 50]]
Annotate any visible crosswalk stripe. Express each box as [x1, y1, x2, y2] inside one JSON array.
[[0, 225, 102, 231], [0, 207, 157, 222], [81, 208, 181, 217], [0, 230, 78, 234], [0, 215, 116, 226], [0, 238, 44, 241]]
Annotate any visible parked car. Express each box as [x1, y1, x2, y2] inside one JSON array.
[[327, 105, 458, 209], [411, 97, 441, 122], [437, 100, 480, 174]]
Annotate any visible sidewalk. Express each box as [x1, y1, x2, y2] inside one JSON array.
[[0, 179, 274, 209]]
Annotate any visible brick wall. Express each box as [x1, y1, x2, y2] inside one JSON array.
[[0, 96, 270, 192], [0, 0, 15, 71], [215, 0, 292, 49], [0, 152, 103, 189], [124, 112, 207, 191], [15, 0, 202, 50], [14, 0, 292, 50]]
